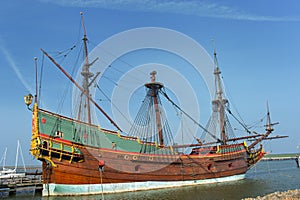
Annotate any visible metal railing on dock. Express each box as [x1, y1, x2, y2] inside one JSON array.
[[262, 156, 298, 161], [0, 166, 43, 195], [262, 156, 300, 168]]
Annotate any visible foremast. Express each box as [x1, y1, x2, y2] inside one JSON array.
[[211, 50, 278, 149], [212, 50, 228, 145]]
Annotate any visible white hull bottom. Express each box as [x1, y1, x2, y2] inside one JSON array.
[[42, 174, 246, 196]]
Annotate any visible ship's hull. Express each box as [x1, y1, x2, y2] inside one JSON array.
[[43, 174, 246, 196], [31, 108, 264, 196], [39, 140, 254, 196], [41, 145, 249, 182]]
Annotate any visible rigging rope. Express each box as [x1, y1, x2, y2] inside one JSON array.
[[226, 108, 251, 134], [38, 53, 45, 106], [127, 86, 176, 155], [88, 40, 148, 80], [220, 76, 247, 126], [55, 42, 81, 114], [247, 114, 267, 130], [159, 90, 221, 142], [95, 83, 133, 131], [174, 108, 196, 145]]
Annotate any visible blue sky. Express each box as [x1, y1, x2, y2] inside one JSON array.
[[0, 0, 300, 165]]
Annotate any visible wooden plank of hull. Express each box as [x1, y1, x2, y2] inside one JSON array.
[[42, 146, 249, 185]]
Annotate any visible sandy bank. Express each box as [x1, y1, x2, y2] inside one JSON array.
[[243, 189, 300, 200]]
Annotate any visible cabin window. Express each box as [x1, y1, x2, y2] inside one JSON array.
[[43, 141, 48, 149], [191, 149, 197, 155], [112, 142, 116, 150], [207, 164, 212, 170], [135, 165, 141, 172], [55, 130, 63, 138]]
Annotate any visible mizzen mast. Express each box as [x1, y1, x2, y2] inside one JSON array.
[[40, 49, 122, 132], [79, 12, 97, 124], [40, 12, 122, 131]]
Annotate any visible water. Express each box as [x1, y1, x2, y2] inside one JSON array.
[[2, 160, 299, 200]]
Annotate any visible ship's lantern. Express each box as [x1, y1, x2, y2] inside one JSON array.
[[24, 94, 33, 106]]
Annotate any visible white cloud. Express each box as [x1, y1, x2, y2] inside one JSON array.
[[40, 0, 300, 22], [0, 41, 33, 93]]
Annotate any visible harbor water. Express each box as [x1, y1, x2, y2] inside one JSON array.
[[1, 159, 299, 200]]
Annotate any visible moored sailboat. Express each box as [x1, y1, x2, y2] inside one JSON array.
[[0, 141, 26, 179], [24, 13, 287, 196]]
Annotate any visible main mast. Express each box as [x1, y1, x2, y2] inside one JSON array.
[[212, 50, 228, 145], [145, 71, 164, 146]]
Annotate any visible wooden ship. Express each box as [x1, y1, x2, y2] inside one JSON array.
[[24, 14, 286, 196]]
